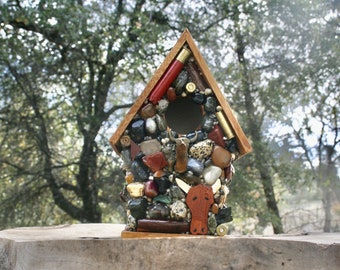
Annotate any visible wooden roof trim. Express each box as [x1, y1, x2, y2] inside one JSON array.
[[110, 29, 251, 156], [184, 31, 252, 156]]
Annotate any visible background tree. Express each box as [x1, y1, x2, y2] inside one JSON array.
[[0, 0, 338, 233], [0, 0, 170, 227]]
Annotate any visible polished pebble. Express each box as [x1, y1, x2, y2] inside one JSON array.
[[126, 182, 145, 198], [142, 151, 168, 172], [130, 119, 145, 143], [127, 197, 148, 220], [187, 157, 204, 176], [189, 139, 215, 161], [139, 139, 162, 155], [211, 145, 232, 168], [144, 180, 159, 198], [148, 203, 170, 219], [140, 102, 156, 119], [203, 165, 222, 185], [170, 200, 188, 220], [145, 117, 157, 135]]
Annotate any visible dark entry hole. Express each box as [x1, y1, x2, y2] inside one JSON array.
[[165, 97, 202, 134]]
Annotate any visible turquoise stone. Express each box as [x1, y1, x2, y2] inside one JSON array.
[[130, 119, 145, 143], [153, 194, 172, 204]]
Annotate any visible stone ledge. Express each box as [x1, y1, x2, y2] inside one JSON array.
[[0, 224, 339, 270]]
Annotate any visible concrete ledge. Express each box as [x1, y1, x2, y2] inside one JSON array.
[[0, 224, 339, 270]]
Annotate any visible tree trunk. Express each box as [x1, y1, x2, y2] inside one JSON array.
[[235, 29, 284, 234]]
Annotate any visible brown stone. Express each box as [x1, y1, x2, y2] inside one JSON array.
[[166, 87, 177, 102], [211, 203, 219, 214], [140, 102, 156, 119], [211, 145, 232, 168]]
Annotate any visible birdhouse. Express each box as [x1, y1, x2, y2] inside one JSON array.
[[109, 29, 251, 237]]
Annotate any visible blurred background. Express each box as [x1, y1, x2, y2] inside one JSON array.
[[0, 0, 339, 234]]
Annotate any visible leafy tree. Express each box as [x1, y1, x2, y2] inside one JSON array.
[[0, 0, 170, 227], [278, 3, 340, 231]]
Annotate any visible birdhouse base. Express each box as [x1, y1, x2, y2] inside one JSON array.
[[121, 231, 192, 239]]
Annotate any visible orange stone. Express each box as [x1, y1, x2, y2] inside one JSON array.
[[125, 171, 134, 184], [211, 145, 232, 168], [211, 203, 219, 214]]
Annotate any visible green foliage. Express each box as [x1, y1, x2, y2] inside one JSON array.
[[0, 0, 338, 233]]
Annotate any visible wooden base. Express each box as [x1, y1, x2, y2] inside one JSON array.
[[121, 230, 196, 239]]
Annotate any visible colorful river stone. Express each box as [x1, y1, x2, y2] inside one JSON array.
[[211, 145, 233, 168], [202, 165, 222, 185], [142, 152, 168, 172], [130, 119, 145, 143]]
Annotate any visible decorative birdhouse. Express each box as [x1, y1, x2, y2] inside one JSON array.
[[109, 29, 251, 237]]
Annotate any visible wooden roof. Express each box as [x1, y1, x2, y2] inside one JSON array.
[[109, 29, 252, 157]]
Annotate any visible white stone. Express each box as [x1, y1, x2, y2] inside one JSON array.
[[203, 165, 222, 185]]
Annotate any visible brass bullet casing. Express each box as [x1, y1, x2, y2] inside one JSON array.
[[186, 82, 196, 93], [216, 223, 228, 236], [120, 135, 131, 148], [176, 47, 192, 63], [215, 111, 235, 140]]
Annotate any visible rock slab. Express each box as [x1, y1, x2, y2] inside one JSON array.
[[0, 224, 339, 270]]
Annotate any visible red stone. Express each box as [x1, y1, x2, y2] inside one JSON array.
[[208, 124, 226, 148], [166, 87, 177, 102], [129, 140, 141, 161], [144, 180, 159, 198], [142, 152, 168, 172]]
